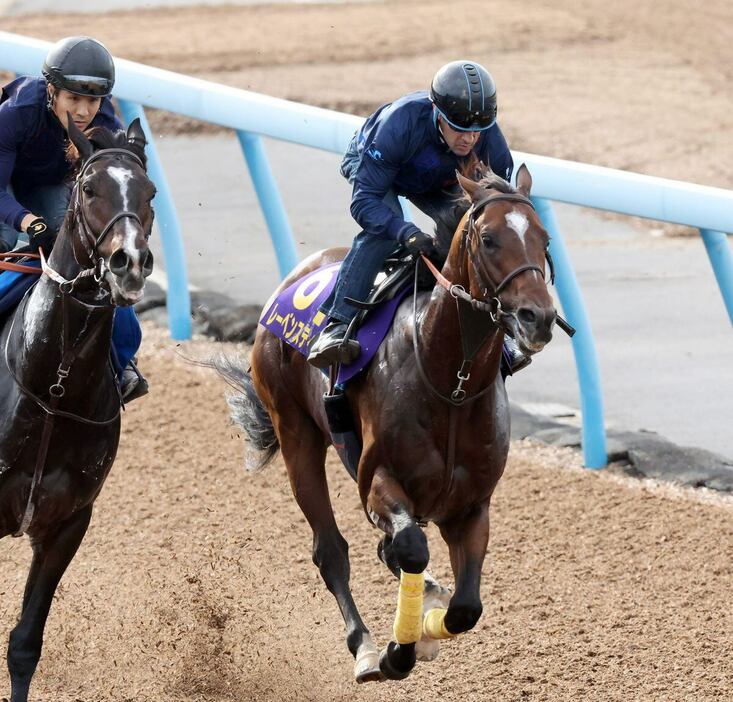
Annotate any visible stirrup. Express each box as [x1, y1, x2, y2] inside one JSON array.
[[307, 322, 361, 368], [121, 361, 149, 403]]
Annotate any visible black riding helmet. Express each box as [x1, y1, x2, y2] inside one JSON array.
[[42, 36, 115, 98], [429, 60, 497, 131]]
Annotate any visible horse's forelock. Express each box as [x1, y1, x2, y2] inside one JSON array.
[[66, 126, 147, 172], [457, 151, 516, 204], [477, 173, 515, 194]]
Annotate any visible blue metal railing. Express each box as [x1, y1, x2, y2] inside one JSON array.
[[2, 31, 732, 468], [117, 100, 192, 338]]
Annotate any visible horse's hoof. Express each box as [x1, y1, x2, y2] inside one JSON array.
[[379, 641, 415, 681], [415, 635, 441, 662], [354, 662, 386, 685], [355, 649, 384, 684], [354, 636, 384, 684]]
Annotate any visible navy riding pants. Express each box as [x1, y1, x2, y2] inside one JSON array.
[[320, 135, 469, 324]]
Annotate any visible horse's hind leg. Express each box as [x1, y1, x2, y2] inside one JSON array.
[[7, 504, 92, 702], [274, 410, 381, 683], [430, 503, 491, 639]]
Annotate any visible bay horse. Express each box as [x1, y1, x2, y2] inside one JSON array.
[[219, 162, 556, 683], [0, 118, 155, 702]]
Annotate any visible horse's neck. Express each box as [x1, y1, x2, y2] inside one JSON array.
[[14, 236, 114, 403], [417, 252, 504, 394]]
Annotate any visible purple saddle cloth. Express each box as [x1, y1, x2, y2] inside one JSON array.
[[260, 262, 410, 384]]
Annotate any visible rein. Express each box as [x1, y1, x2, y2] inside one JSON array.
[[0, 252, 43, 275]]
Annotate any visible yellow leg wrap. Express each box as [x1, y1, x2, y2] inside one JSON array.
[[423, 608, 455, 640], [392, 571, 425, 644]]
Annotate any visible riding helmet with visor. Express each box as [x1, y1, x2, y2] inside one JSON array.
[[430, 60, 497, 131], [42, 36, 115, 98]]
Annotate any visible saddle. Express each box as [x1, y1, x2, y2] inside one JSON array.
[[341, 247, 417, 339]]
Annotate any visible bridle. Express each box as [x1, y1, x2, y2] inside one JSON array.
[[412, 190, 571, 406], [42, 147, 149, 295], [426, 191, 555, 325]]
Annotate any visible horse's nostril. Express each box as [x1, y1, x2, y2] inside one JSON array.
[[141, 249, 154, 276], [109, 249, 132, 277], [517, 307, 537, 325]]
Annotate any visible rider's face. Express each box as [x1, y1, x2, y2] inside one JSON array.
[[438, 116, 481, 157], [48, 87, 102, 132]]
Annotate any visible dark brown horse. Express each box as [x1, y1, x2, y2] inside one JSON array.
[[220, 162, 556, 683], [0, 119, 155, 702]]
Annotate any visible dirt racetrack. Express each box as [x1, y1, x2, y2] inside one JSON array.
[[1, 324, 732, 701], [2, 1, 733, 700]]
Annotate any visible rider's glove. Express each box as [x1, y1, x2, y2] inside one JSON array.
[[403, 229, 436, 256], [26, 217, 55, 253]]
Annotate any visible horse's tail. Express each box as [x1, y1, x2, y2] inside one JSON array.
[[212, 354, 280, 471]]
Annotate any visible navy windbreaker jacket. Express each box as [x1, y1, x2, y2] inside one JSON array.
[[0, 76, 121, 230], [350, 90, 513, 242]]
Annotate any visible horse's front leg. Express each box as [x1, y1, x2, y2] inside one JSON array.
[[378, 535, 451, 662], [7, 504, 93, 702], [367, 466, 430, 681], [428, 503, 491, 640]]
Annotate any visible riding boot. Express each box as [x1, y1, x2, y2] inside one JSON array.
[[121, 358, 149, 403], [501, 335, 532, 378], [307, 320, 361, 369]]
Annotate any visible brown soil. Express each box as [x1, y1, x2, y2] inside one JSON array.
[[2, 323, 732, 701], [2, 4, 733, 699]]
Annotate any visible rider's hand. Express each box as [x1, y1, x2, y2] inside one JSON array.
[[25, 217, 55, 253], [403, 229, 436, 256]]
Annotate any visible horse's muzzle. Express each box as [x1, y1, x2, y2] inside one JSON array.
[[505, 303, 556, 354], [108, 247, 154, 305]]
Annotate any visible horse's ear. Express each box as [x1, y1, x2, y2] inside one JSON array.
[[515, 163, 533, 197], [456, 170, 484, 202], [67, 113, 93, 162], [126, 118, 147, 148]]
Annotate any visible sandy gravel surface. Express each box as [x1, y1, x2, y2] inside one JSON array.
[[2, 0, 732, 190], [1, 324, 732, 701]]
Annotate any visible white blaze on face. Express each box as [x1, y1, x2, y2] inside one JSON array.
[[505, 208, 542, 282], [107, 165, 139, 265], [505, 209, 529, 245]]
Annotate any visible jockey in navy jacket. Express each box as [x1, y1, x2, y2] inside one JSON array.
[[350, 90, 513, 244], [0, 36, 149, 403], [308, 61, 528, 372], [0, 76, 120, 235]]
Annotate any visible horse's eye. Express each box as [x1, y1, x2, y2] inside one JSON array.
[[82, 184, 94, 197], [482, 234, 498, 250]]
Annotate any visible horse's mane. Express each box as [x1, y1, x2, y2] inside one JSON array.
[[66, 125, 147, 171], [458, 151, 515, 197]]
